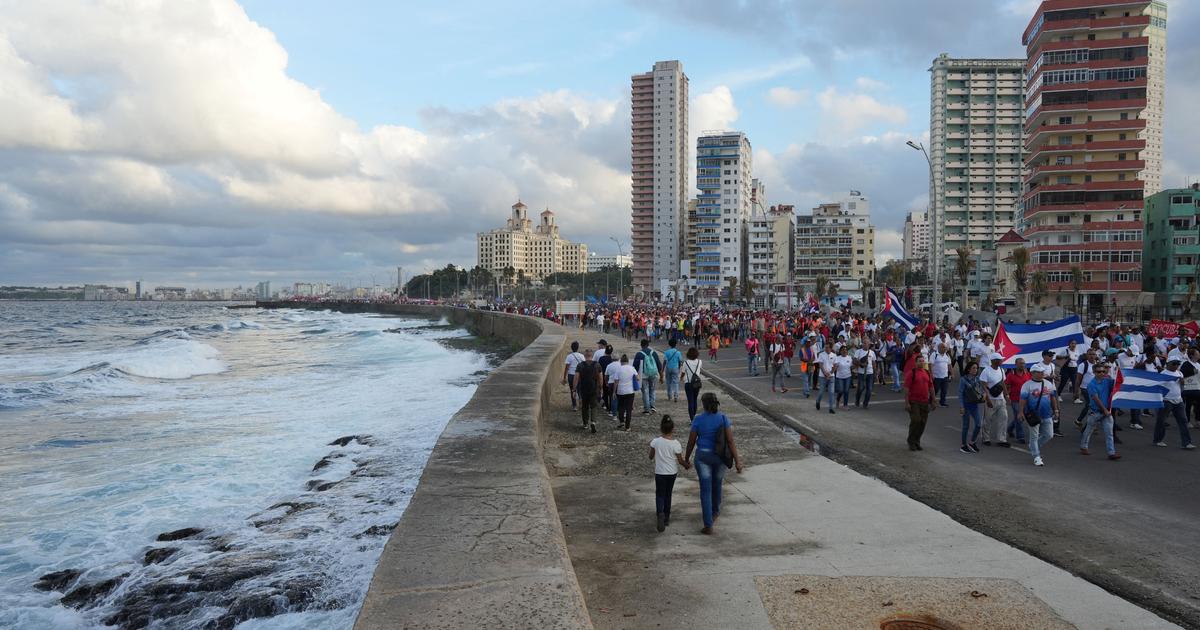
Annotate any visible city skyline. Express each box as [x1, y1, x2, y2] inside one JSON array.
[[1, 1, 1198, 288]]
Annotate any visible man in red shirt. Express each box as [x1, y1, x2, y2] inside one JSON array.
[[783, 333, 796, 378], [905, 354, 937, 451], [1004, 357, 1032, 444]]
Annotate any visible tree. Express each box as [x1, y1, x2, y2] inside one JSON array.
[[826, 281, 840, 305], [726, 276, 738, 303], [860, 277, 873, 308], [814, 275, 829, 304], [1011, 246, 1030, 317], [1031, 271, 1048, 307], [954, 247, 975, 310], [469, 266, 494, 297], [1070, 265, 1084, 315], [743, 278, 756, 302]]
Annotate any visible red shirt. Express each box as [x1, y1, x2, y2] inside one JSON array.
[[1005, 370, 1031, 401], [905, 368, 933, 403]]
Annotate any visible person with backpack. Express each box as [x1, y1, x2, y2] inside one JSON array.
[[632, 339, 663, 415], [958, 361, 985, 454], [1019, 363, 1060, 467], [662, 338, 683, 403], [680, 347, 704, 420], [770, 340, 788, 394], [561, 341, 585, 411], [573, 348, 602, 434]]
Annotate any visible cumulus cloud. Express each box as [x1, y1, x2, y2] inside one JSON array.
[[0, 0, 632, 286], [815, 87, 908, 136], [692, 85, 739, 134], [854, 76, 887, 91], [765, 86, 810, 108]]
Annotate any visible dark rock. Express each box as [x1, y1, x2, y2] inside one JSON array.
[[143, 547, 179, 565], [276, 577, 321, 607], [207, 588, 284, 630], [353, 523, 398, 539], [156, 527, 204, 542], [305, 479, 339, 491], [34, 569, 81, 592], [61, 573, 128, 609], [189, 563, 275, 592], [327, 435, 372, 447]]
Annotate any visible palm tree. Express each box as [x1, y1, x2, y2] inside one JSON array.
[[887, 262, 905, 289], [1070, 265, 1084, 315], [860, 277, 873, 308], [1011, 246, 1030, 317], [814, 275, 829, 304], [1031, 271, 1048, 307], [954, 247, 975, 310], [726, 276, 738, 304], [826, 282, 840, 305], [743, 278, 756, 302]]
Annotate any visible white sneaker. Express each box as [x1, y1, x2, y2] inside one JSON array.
[[1131, 424, 1144, 430], [1033, 456, 1044, 467], [1155, 442, 1168, 447], [1073, 398, 1083, 404], [1185, 444, 1196, 450]]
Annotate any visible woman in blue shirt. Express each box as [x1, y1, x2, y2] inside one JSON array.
[[684, 393, 745, 534]]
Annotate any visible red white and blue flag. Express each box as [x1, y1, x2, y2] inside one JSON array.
[[993, 315, 1085, 368], [882, 286, 919, 331], [1110, 368, 1175, 410]]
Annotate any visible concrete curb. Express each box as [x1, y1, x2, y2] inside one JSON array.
[[256, 303, 593, 629]]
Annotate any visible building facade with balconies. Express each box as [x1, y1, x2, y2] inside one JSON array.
[[1143, 186, 1200, 314], [630, 60, 689, 299], [748, 203, 797, 305], [928, 54, 1026, 299], [1019, 0, 1166, 312], [476, 201, 588, 281], [694, 131, 752, 297], [794, 194, 875, 296], [903, 210, 931, 270]]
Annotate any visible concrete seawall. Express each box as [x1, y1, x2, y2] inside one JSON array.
[[255, 302, 592, 628]]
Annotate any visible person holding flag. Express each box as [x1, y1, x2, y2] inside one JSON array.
[[1080, 362, 1120, 460]]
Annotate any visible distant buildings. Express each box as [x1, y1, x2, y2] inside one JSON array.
[[928, 54, 1025, 298], [1142, 185, 1200, 314], [476, 201, 588, 281], [903, 211, 931, 270], [1019, 0, 1167, 310], [631, 60, 689, 299], [748, 203, 796, 303], [794, 193, 875, 295], [587, 254, 633, 272], [255, 281, 272, 300], [694, 131, 752, 297]]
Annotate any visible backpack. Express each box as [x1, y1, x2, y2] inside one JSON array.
[[639, 349, 659, 378]]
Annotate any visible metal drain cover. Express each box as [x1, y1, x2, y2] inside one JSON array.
[[880, 615, 962, 630]]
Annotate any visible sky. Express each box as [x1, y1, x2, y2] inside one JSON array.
[[1, 0, 1198, 289]]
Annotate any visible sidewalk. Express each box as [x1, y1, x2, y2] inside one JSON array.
[[543, 334, 1177, 629]]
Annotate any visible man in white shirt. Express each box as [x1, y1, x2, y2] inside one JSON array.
[[814, 346, 836, 414], [854, 344, 876, 408], [980, 353, 1010, 447], [1154, 357, 1195, 449], [562, 341, 586, 411], [930, 344, 953, 407], [604, 355, 622, 418]]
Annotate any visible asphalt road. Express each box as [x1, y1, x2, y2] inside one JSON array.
[[650, 341, 1200, 629]]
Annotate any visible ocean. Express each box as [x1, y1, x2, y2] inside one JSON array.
[[0, 301, 489, 629]]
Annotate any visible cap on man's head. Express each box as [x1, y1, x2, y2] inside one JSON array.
[[990, 353, 1004, 362], [1030, 364, 1046, 373]]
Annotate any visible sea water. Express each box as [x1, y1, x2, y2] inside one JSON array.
[[0, 302, 489, 629]]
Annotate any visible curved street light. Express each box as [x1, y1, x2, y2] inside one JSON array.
[[907, 140, 940, 316]]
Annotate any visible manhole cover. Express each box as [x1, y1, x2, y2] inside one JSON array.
[[880, 615, 962, 630]]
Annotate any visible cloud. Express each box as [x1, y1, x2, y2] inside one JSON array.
[[815, 87, 907, 135], [765, 86, 810, 108], [854, 76, 887, 91], [692, 85, 739, 133], [0, 0, 632, 287], [874, 228, 904, 265]]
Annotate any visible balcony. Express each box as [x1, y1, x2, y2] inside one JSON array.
[[1025, 118, 1146, 149], [1024, 179, 1145, 200], [1025, 138, 1145, 164], [1027, 98, 1148, 129], [1030, 159, 1145, 178]]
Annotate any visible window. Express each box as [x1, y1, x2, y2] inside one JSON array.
[[1057, 176, 1072, 184], [1057, 135, 1073, 145], [1058, 116, 1073, 125], [1056, 214, 1071, 224]]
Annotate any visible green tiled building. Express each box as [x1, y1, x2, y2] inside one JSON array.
[[1143, 185, 1200, 313]]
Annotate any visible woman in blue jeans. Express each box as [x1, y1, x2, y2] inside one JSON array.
[[958, 361, 984, 454], [684, 393, 744, 535]]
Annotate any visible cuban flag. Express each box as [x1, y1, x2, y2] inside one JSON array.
[[1110, 368, 1175, 409], [882, 286, 919, 331], [993, 315, 1086, 368]]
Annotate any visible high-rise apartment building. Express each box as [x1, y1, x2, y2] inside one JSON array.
[[794, 194, 875, 295], [1020, 0, 1166, 310], [903, 211, 931, 269], [476, 201, 588, 281], [748, 203, 797, 304], [1141, 185, 1200, 314], [631, 60, 688, 299], [929, 54, 1025, 299], [255, 281, 271, 300], [695, 131, 752, 297]]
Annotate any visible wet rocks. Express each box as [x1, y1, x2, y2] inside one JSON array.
[[143, 547, 179, 565], [311, 452, 344, 471], [328, 435, 373, 447], [207, 587, 284, 630], [353, 523, 398, 539], [156, 527, 204, 542], [34, 569, 81, 592], [61, 573, 128, 609], [305, 479, 339, 492], [253, 502, 319, 528]]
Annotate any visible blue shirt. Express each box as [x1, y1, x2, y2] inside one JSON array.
[[1020, 379, 1058, 419], [1087, 377, 1114, 413], [663, 348, 683, 370], [690, 412, 730, 452]]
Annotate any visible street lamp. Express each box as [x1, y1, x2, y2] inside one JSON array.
[[907, 140, 939, 316], [610, 237, 625, 303], [1106, 204, 1127, 320]]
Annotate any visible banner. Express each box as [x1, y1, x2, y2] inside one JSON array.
[[556, 300, 585, 316], [1148, 319, 1180, 338]]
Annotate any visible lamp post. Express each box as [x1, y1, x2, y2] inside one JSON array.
[[1106, 204, 1127, 320], [907, 140, 939, 315], [610, 237, 625, 303]]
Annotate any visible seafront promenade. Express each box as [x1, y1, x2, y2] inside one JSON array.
[[259, 303, 1178, 628], [545, 334, 1176, 629]]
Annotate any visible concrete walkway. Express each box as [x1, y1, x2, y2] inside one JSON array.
[[543, 334, 1177, 629]]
